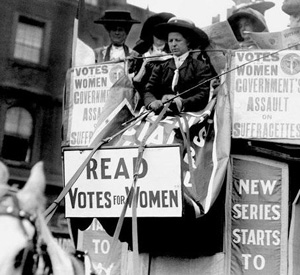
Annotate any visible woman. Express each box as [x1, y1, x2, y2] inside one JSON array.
[[128, 13, 175, 111], [130, 12, 175, 82], [227, 8, 269, 49], [143, 17, 216, 114], [94, 10, 140, 62]]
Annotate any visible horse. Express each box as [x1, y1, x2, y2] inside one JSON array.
[[0, 161, 94, 275]]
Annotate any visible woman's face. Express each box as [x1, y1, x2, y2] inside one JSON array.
[[168, 32, 189, 56], [108, 25, 128, 46], [153, 36, 166, 48], [238, 18, 255, 40]]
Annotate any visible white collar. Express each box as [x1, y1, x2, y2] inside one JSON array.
[[173, 51, 189, 68], [152, 44, 165, 52]]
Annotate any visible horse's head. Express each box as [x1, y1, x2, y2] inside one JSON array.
[[0, 161, 46, 275]]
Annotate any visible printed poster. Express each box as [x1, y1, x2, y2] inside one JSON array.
[[247, 27, 300, 50], [230, 50, 300, 143], [63, 145, 182, 217], [226, 155, 289, 275], [63, 62, 125, 147], [77, 218, 126, 275]]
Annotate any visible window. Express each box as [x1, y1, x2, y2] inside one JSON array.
[[14, 16, 45, 64], [1, 107, 33, 162]]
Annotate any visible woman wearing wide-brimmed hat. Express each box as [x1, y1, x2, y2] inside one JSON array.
[[132, 12, 175, 55], [143, 17, 216, 114], [94, 10, 140, 63], [227, 8, 269, 49], [128, 12, 175, 110], [129, 12, 175, 78]]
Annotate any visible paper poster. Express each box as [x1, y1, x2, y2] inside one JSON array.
[[63, 145, 182, 217], [230, 50, 300, 142], [63, 62, 125, 147], [226, 155, 289, 275]]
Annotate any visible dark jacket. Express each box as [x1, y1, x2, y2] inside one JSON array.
[[143, 53, 215, 112]]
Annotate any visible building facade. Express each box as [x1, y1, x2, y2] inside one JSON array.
[[0, 0, 149, 235]]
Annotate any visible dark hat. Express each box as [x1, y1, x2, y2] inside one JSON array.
[[133, 12, 175, 54], [140, 12, 175, 42], [133, 39, 152, 54], [94, 10, 140, 25], [153, 17, 209, 49]]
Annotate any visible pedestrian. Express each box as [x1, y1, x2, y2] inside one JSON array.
[[94, 10, 140, 63], [143, 17, 216, 115], [227, 7, 269, 49]]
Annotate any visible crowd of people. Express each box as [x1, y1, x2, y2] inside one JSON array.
[[91, 2, 295, 115]]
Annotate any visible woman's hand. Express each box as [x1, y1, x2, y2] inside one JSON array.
[[148, 100, 163, 114], [162, 94, 183, 114]]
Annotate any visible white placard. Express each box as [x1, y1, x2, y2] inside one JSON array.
[[231, 50, 300, 140], [63, 145, 182, 217], [65, 62, 125, 147]]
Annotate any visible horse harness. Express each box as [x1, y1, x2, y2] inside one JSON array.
[[0, 186, 53, 275]]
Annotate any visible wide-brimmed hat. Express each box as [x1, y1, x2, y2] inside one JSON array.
[[94, 10, 140, 25], [228, 7, 268, 36], [133, 12, 175, 54], [140, 12, 175, 42], [153, 17, 209, 49], [227, 8, 269, 42], [235, 1, 274, 15]]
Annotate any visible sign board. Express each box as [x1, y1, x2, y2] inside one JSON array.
[[247, 27, 300, 51], [77, 218, 126, 275], [230, 50, 300, 141], [63, 62, 125, 147], [63, 145, 182, 217], [226, 155, 289, 275]]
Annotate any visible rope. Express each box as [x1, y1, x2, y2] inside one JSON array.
[[45, 44, 295, 220], [45, 43, 300, 269], [163, 42, 300, 104], [123, 44, 300, 127]]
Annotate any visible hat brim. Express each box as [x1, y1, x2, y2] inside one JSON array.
[[154, 22, 209, 49], [236, 2, 275, 15], [94, 19, 140, 24], [227, 12, 265, 32], [139, 12, 175, 42], [133, 39, 152, 54]]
